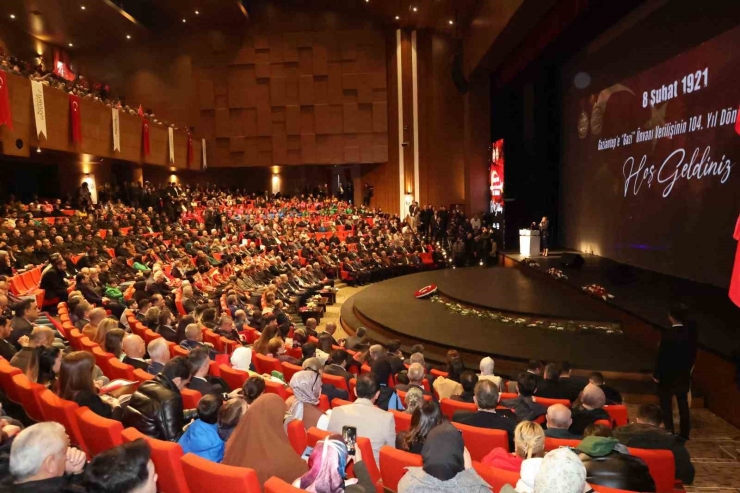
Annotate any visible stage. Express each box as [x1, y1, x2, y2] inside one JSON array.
[[503, 250, 740, 360], [342, 265, 656, 374]]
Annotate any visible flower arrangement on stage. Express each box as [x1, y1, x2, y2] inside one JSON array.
[[429, 295, 622, 335], [582, 284, 615, 301], [547, 268, 568, 280], [522, 258, 540, 267]]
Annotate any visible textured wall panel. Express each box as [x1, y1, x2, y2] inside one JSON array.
[[194, 24, 387, 167]]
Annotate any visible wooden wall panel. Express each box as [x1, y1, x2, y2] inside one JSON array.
[[187, 8, 388, 168]]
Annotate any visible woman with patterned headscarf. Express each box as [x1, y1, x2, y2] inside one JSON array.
[[295, 436, 376, 493], [285, 369, 329, 430]]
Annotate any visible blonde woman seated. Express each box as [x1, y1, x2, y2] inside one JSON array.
[[483, 421, 546, 493], [285, 369, 330, 430]]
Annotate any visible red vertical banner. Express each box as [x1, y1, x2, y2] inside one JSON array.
[[187, 132, 193, 167], [69, 94, 82, 144], [142, 118, 150, 156], [735, 104, 740, 136], [0, 72, 12, 130]]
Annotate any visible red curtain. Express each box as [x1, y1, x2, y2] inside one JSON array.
[[0, 71, 12, 130], [69, 94, 82, 143]]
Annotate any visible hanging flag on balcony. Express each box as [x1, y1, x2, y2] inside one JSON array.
[[187, 132, 193, 167], [112, 108, 121, 152], [142, 118, 150, 156], [168, 126, 175, 163], [53, 49, 76, 82], [202, 139, 207, 169], [31, 81, 47, 138], [69, 94, 82, 144], [0, 71, 13, 130]]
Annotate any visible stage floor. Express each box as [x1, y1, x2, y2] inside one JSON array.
[[504, 250, 740, 360], [349, 266, 655, 373]]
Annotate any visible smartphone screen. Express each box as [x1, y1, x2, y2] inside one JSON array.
[[342, 426, 357, 456]]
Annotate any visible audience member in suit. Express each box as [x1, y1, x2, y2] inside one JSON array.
[[450, 371, 478, 403], [344, 326, 366, 351], [180, 323, 209, 351], [156, 309, 179, 343], [9, 299, 38, 349], [544, 404, 583, 440], [384, 339, 407, 376], [186, 348, 236, 396], [147, 338, 170, 375], [323, 349, 354, 388], [501, 372, 547, 422], [0, 314, 19, 361], [569, 384, 611, 435], [395, 362, 433, 397], [613, 404, 695, 485], [536, 363, 577, 401], [322, 322, 340, 346], [589, 371, 622, 405], [559, 361, 590, 401], [122, 334, 150, 371], [327, 372, 396, 463], [653, 303, 697, 439], [453, 379, 518, 451]]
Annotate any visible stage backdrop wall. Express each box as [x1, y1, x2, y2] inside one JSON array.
[[561, 3, 740, 288]]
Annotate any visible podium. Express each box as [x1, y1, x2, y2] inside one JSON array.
[[519, 229, 541, 257]]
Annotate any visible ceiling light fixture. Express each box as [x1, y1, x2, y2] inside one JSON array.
[[80, 5, 86, 10], [126, 35, 131, 39], [448, 19, 454, 25], [9, 14, 15, 19], [68, 43, 74, 47], [412, 7, 417, 12], [195, 10, 199, 15], [37, 148, 41, 153], [395, 15, 400, 20], [182, 18, 187, 23]]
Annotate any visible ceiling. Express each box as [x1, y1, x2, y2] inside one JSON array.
[[0, 0, 478, 57]]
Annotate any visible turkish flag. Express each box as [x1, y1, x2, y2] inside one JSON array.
[[142, 118, 150, 156], [69, 94, 82, 144], [0, 71, 12, 130], [730, 214, 740, 308], [187, 132, 193, 167]]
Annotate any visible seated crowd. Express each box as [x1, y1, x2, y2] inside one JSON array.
[[0, 188, 692, 492]]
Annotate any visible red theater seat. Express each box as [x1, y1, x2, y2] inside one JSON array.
[[286, 419, 307, 455], [264, 477, 306, 493], [544, 437, 581, 451], [75, 407, 124, 455], [219, 364, 249, 390], [380, 446, 422, 492], [181, 453, 261, 493], [604, 404, 629, 427], [109, 358, 136, 381], [254, 353, 283, 375], [390, 409, 412, 432], [473, 462, 520, 493], [452, 421, 509, 461], [181, 388, 202, 408], [440, 398, 477, 420], [12, 374, 46, 422], [38, 390, 88, 455], [122, 427, 190, 493], [628, 447, 675, 493]]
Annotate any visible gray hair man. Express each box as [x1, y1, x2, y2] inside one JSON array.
[[9, 422, 86, 489]]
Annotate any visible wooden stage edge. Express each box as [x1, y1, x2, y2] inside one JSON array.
[[340, 256, 740, 428]]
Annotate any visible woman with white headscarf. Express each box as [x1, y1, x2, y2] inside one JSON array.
[[230, 346, 254, 372], [285, 369, 329, 430]]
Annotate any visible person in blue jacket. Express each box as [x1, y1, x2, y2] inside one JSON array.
[[178, 394, 225, 462]]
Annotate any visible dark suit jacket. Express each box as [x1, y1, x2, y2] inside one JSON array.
[[536, 379, 577, 401], [569, 407, 611, 435], [453, 409, 518, 450], [0, 338, 17, 361], [147, 361, 164, 375], [188, 376, 224, 396], [181, 297, 197, 314], [156, 325, 179, 343], [544, 427, 583, 440], [559, 376, 590, 400], [654, 324, 697, 388], [10, 317, 33, 348], [501, 395, 547, 422], [123, 356, 149, 371]]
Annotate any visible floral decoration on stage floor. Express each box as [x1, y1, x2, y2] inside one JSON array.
[[547, 268, 568, 280], [428, 295, 622, 335], [522, 258, 540, 267], [582, 284, 615, 301]]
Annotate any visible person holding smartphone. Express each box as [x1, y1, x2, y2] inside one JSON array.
[[295, 436, 376, 492]]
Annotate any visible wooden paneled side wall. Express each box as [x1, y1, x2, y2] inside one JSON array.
[[193, 14, 389, 169]]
